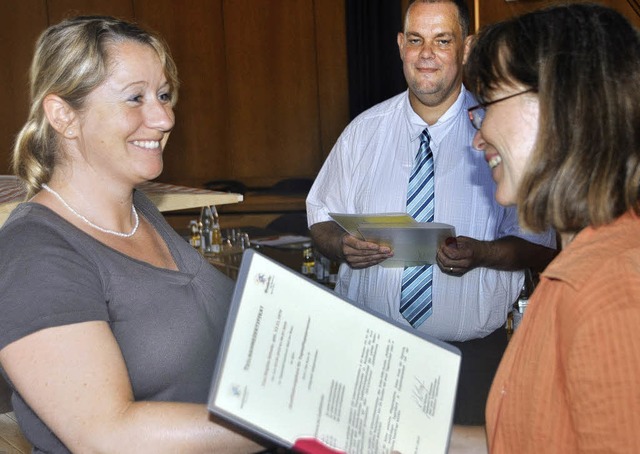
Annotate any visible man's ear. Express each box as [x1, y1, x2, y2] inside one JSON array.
[[462, 34, 474, 65], [42, 94, 77, 138], [397, 32, 405, 60]]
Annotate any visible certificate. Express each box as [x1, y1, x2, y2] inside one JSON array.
[[208, 250, 461, 454], [328, 212, 455, 267], [357, 222, 455, 268]]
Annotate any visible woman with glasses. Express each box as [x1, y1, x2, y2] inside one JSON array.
[[465, 4, 640, 452]]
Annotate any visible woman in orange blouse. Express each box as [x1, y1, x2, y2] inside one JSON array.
[[464, 4, 640, 453]]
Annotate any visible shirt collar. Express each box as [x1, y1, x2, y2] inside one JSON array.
[[404, 85, 469, 145]]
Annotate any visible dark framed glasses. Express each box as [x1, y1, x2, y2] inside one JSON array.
[[467, 88, 536, 130]]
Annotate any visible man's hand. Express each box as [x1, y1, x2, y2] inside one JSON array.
[[436, 234, 558, 276], [310, 221, 393, 270], [436, 236, 483, 276], [341, 234, 393, 269]]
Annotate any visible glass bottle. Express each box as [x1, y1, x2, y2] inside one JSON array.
[[210, 205, 222, 255], [301, 242, 316, 280], [512, 268, 534, 331], [314, 250, 330, 283], [200, 206, 214, 254], [188, 220, 201, 249]]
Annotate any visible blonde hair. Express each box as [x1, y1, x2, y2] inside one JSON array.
[[13, 15, 180, 198]]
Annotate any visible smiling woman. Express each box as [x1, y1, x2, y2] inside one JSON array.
[[64, 40, 175, 188], [465, 4, 640, 453], [0, 16, 264, 453]]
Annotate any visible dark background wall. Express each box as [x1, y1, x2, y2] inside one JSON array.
[[0, 0, 637, 191]]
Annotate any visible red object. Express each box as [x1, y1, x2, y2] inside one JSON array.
[[292, 438, 346, 454]]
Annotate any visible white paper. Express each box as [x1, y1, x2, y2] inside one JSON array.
[[358, 222, 456, 268], [209, 250, 460, 454]]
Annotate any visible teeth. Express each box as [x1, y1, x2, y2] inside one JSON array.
[[132, 140, 160, 149], [488, 155, 502, 169]]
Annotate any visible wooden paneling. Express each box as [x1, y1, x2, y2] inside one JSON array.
[[46, 0, 134, 22], [476, 0, 640, 29], [223, 0, 323, 187], [0, 1, 48, 175], [0, 0, 349, 190], [134, 0, 230, 187], [314, 0, 349, 160]]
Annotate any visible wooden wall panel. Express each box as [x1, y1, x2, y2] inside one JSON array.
[[223, 0, 323, 187], [476, 0, 640, 29], [134, 0, 230, 187], [0, 0, 48, 175], [314, 0, 349, 160], [0, 0, 350, 190], [45, 0, 134, 23], [0, 0, 135, 175]]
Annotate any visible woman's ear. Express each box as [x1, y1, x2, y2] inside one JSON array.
[[43, 94, 78, 138], [462, 34, 475, 65]]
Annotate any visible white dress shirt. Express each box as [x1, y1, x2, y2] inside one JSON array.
[[307, 87, 556, 341]]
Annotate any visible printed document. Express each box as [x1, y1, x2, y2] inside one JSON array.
[[208, 250, 461, 453]]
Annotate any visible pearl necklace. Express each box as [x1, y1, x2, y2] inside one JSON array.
[[41, 184, 139, 238]]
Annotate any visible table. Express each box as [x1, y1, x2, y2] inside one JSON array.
[[0, 175, 243, 227], [205, 243, 308, 281]]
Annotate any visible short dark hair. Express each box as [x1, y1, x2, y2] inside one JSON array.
[[405, 0, 471, 38], [465, 4, 640, 233]]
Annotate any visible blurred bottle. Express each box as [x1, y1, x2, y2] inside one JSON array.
[[227, 228, 239, 250], [512, 268, 535, 331], [314, 250, 330, 283], [200, 206, 214, 254], [239, 232, 250, 250], [210, 205, 222, 255], [188, 220, 201, 249], [328, 260, 339, 288], [301, 242, 316, 280]]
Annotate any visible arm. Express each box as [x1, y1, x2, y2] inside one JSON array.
[[310, 221, 392, 269], [435, 235, 557, 276], [0, 321, 263, 453]]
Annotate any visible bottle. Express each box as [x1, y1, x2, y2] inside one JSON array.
[[512, 268, 535, 331], [200, 206, 214, 254], [209, 205, 223, 255], [301, 242, 316, 280], [327, 259, 339, 288], [314, 250, 330, 283], [188, 220, 201, 249]]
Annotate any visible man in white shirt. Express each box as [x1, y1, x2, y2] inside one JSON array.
[[306, 0, 557, 425]]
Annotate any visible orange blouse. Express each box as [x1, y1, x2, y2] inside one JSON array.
[[486, 211, 640, 453]]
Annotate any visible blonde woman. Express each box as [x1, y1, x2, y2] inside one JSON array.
[[0, 16, 263, 453]]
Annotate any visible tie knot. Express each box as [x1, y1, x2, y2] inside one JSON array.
[[420, 128, 431, 146]]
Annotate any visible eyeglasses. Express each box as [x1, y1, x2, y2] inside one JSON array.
[[467, 88, 535, 130]]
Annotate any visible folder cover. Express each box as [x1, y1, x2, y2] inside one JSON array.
[[208, 249, 461, 454]]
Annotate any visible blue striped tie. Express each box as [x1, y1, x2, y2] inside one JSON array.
[[400, 128, 434, 328]]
